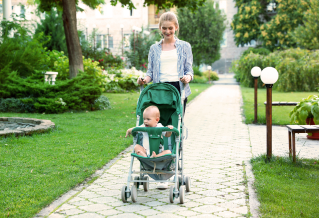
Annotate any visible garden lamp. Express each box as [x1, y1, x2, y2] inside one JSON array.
[[260, 67, 279, 160], [251, 66, 261, 123], [207, 66, 212, 84]]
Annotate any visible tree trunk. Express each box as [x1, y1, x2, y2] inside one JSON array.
[[62, 0, 83, 79]]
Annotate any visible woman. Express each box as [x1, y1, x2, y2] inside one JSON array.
[[137, 11, 194, 112]]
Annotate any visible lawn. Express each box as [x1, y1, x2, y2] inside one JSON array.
[[0, 83, 211, 218], [241, 87, 318, 125], [251, 155, 319, 218]]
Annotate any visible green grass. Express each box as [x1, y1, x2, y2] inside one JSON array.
[[251, 155, 319, 218], [0, 84, 211, 218], [241, 87, 318, 125]]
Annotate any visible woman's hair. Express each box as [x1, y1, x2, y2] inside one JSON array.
[[158, 11, 179, 37]]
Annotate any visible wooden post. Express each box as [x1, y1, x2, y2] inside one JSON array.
[[254, 77, 258, 123], [266, 84, 273, 159]]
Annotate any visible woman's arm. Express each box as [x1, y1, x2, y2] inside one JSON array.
[[182, 42, 194, 83]]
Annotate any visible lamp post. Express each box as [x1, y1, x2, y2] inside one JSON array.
[[260, 67, 279, 160], [251, 66, 261, 123], [120, 24, 124, 56], [207, 66, 212, 84]]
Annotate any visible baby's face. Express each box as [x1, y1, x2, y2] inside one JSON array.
[[143, 110, 159, 127]]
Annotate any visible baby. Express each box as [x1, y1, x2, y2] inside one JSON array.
[[125, 105, 173, 158]]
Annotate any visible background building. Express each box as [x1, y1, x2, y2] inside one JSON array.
[[212, 0, 254, 74]]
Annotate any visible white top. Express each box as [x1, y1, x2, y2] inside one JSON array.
[[140, 123, 166, 157], [159, 49, 179, 82]]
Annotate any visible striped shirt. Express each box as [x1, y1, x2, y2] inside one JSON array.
[[146, 38, 194, 97]]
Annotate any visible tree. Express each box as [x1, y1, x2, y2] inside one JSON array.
[[231, 0, 309, 50], [291, 0, 319, 50], [35, 8, 68, 55], [35, 0, 206, 79], [177, 1, 226, 66]]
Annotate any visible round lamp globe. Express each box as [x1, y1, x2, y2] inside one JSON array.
[[251, 66, 261, 77], [261, 67, 278, 84]]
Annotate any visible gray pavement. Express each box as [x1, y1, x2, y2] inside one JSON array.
[[36, 74, 319, 218]]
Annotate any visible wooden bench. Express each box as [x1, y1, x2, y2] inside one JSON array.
[[286, 125, 319, 162], [264, 101, 298, 106]]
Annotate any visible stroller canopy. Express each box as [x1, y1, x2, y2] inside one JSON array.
[[136, 83, 182, 126]]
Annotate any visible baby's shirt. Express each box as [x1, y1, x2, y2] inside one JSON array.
[[138, 123, 166, 157]]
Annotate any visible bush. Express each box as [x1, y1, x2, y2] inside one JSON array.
[[0, 21, 49, 78], [92, 95, 111, 110], [104, 67, 145, 92], [193, 66, 203, 76], [191, 75, 208, 83], [202, 70, 219, 81], [232, 48, 319, 92], [242, 47, 271, 57], [0, 71, 103, 113]]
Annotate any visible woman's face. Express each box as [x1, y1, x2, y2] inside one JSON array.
[[160, 21, 178, 41]]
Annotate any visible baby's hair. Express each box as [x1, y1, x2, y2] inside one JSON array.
[[158, 11, 179, 37], [144, 105, 160, 118]]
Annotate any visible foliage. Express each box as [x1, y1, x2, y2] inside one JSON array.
[[291, 0, 319, 50], [92, 95, 111, 110], [45, 50, 105, 81], [231, 0, 310, 50], [259, 0, 309, 51], [289, 95, 319, 125], [80, 29, 125, 70], [0, 21, 49, 78], [0, 71, 103, 113], [192, 66, 202, 76], [0, 98, 25, 113], [231, 0, 266, 47], [177, 1, 226, 65], [104, 67, 145, 92], [191, 75, 208, 83], [35, 7, 68, 55], [125, 29, 161, 71], [242, 47, 271, 57], [233, 48, 319, 92], [202, 70, 219, 81]]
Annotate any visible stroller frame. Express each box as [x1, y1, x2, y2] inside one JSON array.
[[121, 82, 191, 204]]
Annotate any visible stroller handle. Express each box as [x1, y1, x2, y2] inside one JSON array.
[[132, 127, 179, 137]]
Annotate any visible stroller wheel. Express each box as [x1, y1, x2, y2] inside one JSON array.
[[185, 176, 191, 192], [134, 176, 140, 189], [131, 185, 137, 203], [143, 176, 149, 192], [179, 185, 185, 204], [169, 186, 175, 203], [121, 185, 128, 203]]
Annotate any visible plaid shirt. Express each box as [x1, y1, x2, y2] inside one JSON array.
[[146, 38, 194, 97]]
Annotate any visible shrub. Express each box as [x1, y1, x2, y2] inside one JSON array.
[[202, 70, 219, 81], [193, 66, 203, 76], [242, 47, 271, 57], [104, 67, 145, 92], [191, 75, 208, 83], [92, 95, 111, 110], [232, 48, 319, 91], [0, 71, 103, 113]]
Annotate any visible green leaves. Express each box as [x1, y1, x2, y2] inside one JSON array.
[[290, 95, 319, 124]]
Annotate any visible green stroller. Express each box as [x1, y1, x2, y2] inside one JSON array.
[[121, 83, 191, 204]]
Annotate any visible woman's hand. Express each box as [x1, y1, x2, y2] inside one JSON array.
[[137, 76, 151, 85], [180, 75, 192, 84]]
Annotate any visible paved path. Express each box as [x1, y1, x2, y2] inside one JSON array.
[[37, 75, 319, 218]]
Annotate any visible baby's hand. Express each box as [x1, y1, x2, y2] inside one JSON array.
[[125, 128, 133, 137], [166, 125, 174, 129]]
